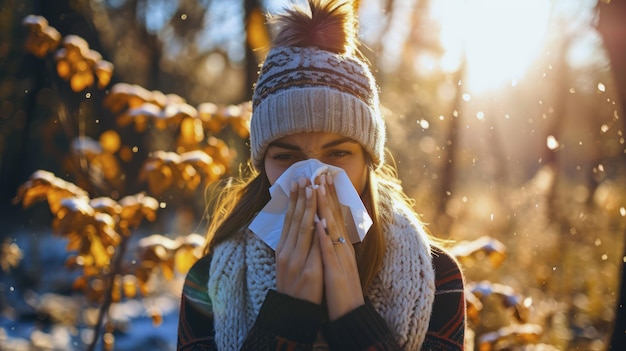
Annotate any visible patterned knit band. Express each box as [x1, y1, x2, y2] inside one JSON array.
[[250, 46, 385, 169]]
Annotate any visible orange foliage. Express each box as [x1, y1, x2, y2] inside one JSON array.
[[22, 15, 61, 58]]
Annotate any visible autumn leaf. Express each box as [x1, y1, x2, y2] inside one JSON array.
[[204, 136, 235, 170], [90, 197, 122, 217], [71, 136, 124, 189], [98, 129, 122, 154], [14, 170, 89, 215], [70, 71, 95, 92], [140, 151, 179, 194], [95, 60, 114, 88], [52, 197, 95, 234], [197, 102, 225, 133], [118, 193, 159, 230], [122, 274, 138, 299], [178, 116, 205, 148], [52, 198, 120, 272], [104, 83, 183, 117], [140, 150, 225, 194], [180, 150, 218, 182], [0, 239, 23, 272], [450, 236, 507, 268], [103, 332, 115, 351], [175, 233, 204, 273], [478, 323, 543, 350], [72, 275, 88, 290], [53, 35, 99, 92], [154, 102, 197, 129], [228, 103, 252, 138], [465, 290, 483, 325], [148, 306, 163, 327], [222, 104, 251, 138], [103, 83, 150, 113], [22, 15, 61, 58], [469, 281, 531, 323], [137, 233, 203, 281]]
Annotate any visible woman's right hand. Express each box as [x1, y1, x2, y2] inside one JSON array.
[[275, 177, 324, 304]]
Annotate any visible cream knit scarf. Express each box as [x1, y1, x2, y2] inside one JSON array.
[[208, 196, 436, 350]]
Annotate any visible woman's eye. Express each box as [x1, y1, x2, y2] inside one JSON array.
[[272, 153, 295, 160], [329, 150, 352, 158]]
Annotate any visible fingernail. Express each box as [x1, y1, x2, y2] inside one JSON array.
[[306, 186, 312, 199], [326, 173, 333, 185], [290, 181, 298, 192], [319, 183, 326, 196], [298, 177, 306, 188], [320, 174, 326, 186]]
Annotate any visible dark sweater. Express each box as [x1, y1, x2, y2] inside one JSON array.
[[177, 246, 465, 350]]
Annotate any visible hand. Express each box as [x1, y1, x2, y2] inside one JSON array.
[[316, 173, 365, 320], [275, 177, 324, 304]]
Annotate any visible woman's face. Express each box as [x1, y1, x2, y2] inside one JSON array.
[[264, 132, 368, 193]]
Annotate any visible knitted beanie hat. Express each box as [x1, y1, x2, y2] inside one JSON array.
[[249, 0, 385, 170]]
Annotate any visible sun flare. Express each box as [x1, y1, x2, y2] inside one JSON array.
[[432, 0, 552, 94]]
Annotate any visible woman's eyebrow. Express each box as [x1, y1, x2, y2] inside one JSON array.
[[268, 141, 301, 151], [322, 137, 357, 148], [268, 137, 356, 150]]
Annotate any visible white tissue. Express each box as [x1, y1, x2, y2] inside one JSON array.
[[248, 159, 372, 250]]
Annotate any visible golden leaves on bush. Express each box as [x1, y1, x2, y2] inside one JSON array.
[[56, 198, 120, 271], [71, 136, 124, 190], [140, 150, 225, 195], [104, 83, 183, 115], [134, 233, 204, 295], [99, 129, 122, 154], [478, 324, 544, 351], [198, 102, 251, 139], [13, 170, 89, 214], [119, 101, 196, 132], [117, 193, 160, 232], [138, 233, 204, 272], [468, 281, 531, 325], [54, 35, 113, 91], [450, 236, 507, 269], [104, 83, 251, 138], [0, 239, 23, 272], [22, 15, 61, 58], [22, 15, 113, 91], [14, 171, 164, 303]]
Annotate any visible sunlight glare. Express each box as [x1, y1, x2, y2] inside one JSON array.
[[432, 0, 552, 93]]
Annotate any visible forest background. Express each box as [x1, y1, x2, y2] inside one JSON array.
[[1, 0, 625, 350]]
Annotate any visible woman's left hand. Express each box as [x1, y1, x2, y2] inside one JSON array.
[[315, 173, 365, 321]]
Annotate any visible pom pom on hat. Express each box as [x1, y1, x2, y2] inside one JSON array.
[[250, 0, 385, 170]]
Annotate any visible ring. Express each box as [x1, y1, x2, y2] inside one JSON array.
[[332, 237, 346, 244]]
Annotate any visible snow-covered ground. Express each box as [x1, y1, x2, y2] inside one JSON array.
[[1, 228, 181, 351]]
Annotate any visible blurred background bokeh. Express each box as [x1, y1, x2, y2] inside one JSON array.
[[1, 0, 625, 350]]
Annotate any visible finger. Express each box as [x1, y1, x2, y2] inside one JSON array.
[[324, 173, 346, 235], [285, 177, 309, 249], [316, 183, 355, 271], [317, 218, 341, 271], [276, 180, 299, 253], [315, 181, 345, 244], [278, 177, 308, 256], [307, 219, 324, 264], [295, 184, 317, 250]]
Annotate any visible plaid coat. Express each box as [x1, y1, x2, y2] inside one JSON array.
[[177, 246, 465, 350]]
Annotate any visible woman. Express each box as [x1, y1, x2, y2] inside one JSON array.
[[177, 0, 465, 349]]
